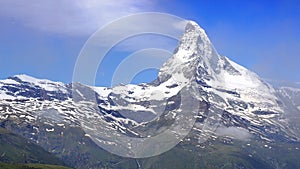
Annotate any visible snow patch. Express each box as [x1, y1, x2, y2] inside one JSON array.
[[57, 123, 65, 127], [0, 92, 15, 100], [46, 128, 54, 132], [92, 86, 112, 98], [0, 79, 20, 85]]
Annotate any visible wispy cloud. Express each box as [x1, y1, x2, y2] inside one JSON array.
[[0, 0, 155, 36], [0, 1, 188, 52], [264, 78, 300, 88], [216, 126, 252, 140]]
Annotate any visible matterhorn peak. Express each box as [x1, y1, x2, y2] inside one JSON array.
[[158, 20, 220, 83], [184, 20, 208, 39], [177, 20, 214, 56], [184, 20, 202, 32], [157, 20, 283, 116]]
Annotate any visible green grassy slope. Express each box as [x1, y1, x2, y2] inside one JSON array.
[[0, 162, 72, 169], [0, 127, 66, 166]]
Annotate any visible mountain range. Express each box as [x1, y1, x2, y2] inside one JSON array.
[[0, 21, 299, 169]]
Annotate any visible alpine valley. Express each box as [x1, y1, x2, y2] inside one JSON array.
[[0, 21, 300, 169]]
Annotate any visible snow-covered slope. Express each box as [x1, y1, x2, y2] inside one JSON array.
[[0, 74, 70, 101], [278, 87, 300, 109], [0, 21, 299, 150], [276, 86, 300, 138]]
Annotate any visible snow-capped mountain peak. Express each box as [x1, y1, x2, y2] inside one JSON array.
[[158, 20, 281, 114], [0, 74, 69, 101], [10, 74, 65, 90], [158, 20, 219, 81]]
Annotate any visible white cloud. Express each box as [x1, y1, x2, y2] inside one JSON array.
[[0, 0, 155, 36], [216, 126, 252, 140], [0, 1, 188, 53]]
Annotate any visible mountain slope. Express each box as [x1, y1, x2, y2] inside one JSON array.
[[0, 162, 72, 169], [0, 127, 66, 165]]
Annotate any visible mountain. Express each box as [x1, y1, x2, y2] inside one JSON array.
[[0, 127, 69, 167], [0, 21, 299, 168]]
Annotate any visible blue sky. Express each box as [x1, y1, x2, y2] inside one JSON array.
[[0, 0, 299, 87]]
